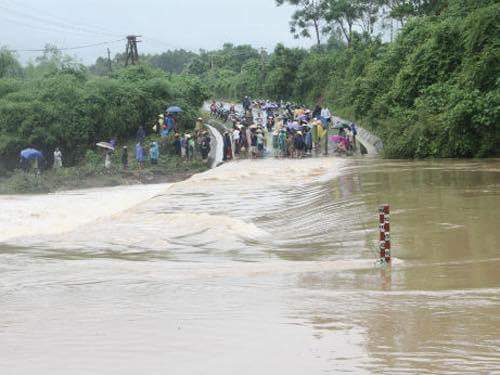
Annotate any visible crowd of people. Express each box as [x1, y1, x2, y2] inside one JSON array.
[[18, 111, 212, 174], [18, 98, 359, 175], [210, 98, 358, 160], [122, 118, 212, 170]]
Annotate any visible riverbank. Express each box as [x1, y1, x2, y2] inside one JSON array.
[[0, 154, 209, 195]]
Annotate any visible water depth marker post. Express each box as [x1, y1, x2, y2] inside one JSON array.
[[378, 204, 391, 264]]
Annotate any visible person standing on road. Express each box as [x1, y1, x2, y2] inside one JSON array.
[[256, 130, 264, 157], [187, 135, 195, 161], [243, 96, 251, 111], [149, 141, 159, 165], [320, 107, 332, 125], [200, 132, 211, 161], [312, 104, 322, 119], [294, 131, 305, 158], [181, 134, 188, 159], [53, 147, 62, 169], [305, 128, 313, 155], [121, 146, 128, 170], [135, 142, 144, 169], [174, 133, 182, 157], [223, 132, 233, 161], [279, 128, 288, 157], [233, 126, 241, 156], [351, 123, 358, 148]]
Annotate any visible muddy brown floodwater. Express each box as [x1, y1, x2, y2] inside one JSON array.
[[0, 157, 499, 374]]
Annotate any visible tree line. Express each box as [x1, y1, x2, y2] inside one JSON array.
[[126, 0, 497, 158], [0, 46, 208, 172], [0, 0, 498, 169]]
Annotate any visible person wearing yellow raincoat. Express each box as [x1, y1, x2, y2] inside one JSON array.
[[311, 120, 319, 146], [155, 114, 164, 134], [312, 119, 328, 155]]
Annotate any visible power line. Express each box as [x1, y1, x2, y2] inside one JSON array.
[[0, 1, 121, 38], [8, 39, 126, 53], [1, 0, 124, 37], [143, 36, 185, 51], [0, 14, 111, 39], [0, 1, 269, 59]]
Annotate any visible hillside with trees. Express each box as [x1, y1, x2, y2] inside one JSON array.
[[177, 0, 498, 158], [0, 0, 498, 167]]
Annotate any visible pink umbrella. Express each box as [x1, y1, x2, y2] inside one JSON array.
[[330, 135, 349, 148]]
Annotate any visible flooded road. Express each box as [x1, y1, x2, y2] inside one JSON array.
[[1, 157, 499, 374]]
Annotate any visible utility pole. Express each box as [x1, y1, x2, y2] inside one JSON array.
[[107, 48, 112, 72], [125, 35, 141, 66], [260, 47, 266, 79], [390, 19, 394, 43]]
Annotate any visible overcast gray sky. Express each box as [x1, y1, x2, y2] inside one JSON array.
[[1, 0, 313, 64]]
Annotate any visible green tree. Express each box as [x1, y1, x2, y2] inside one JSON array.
[[385, 0, 447, 26], [0, 48, 22, 78], [276, 0, 327, 47], [0, 53, 209, 169], [263, 44, 307, 100], [186, 57, 210, 75], [324, 0, 363, 46], [145, 49, 198, 74]]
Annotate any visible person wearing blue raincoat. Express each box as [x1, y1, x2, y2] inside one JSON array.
[[135, 143, 145, 169], [278, 128, 287, 157], [161, 113, 176, 137], [149, 142, 159, 165]]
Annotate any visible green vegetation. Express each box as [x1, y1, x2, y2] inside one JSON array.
[[130, 0, 498, 158], [0, 45, 208, 174], [0, 0, 498, 182]]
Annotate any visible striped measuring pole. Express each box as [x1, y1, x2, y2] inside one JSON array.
[[378, 204, 391, 263]]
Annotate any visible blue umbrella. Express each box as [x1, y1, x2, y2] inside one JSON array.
[[166, 106, 183, 113], [20, 148, 43, 160], [263, 103, 278, 110]]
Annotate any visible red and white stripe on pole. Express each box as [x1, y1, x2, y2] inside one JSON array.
[[378, 204, 391, 263]]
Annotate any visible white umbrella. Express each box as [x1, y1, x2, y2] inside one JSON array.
[[96, 142, 115, 151]]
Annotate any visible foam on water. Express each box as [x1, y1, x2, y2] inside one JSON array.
[[2, 157, 347, 256], [0, 184, 168, 243]]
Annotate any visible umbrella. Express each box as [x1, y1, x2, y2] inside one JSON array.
[[330, 135, 349, 148], [20, 148, 43, 160], [333, 122, 351, 130], [263, 103, 278, 110], [166, 106, 183, 113], [96, 142, 115, 151]]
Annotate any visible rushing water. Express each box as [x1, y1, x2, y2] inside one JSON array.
[[1, 157, 499, 374]]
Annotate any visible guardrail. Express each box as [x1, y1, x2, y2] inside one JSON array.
[[356, 126, 384, 155]]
